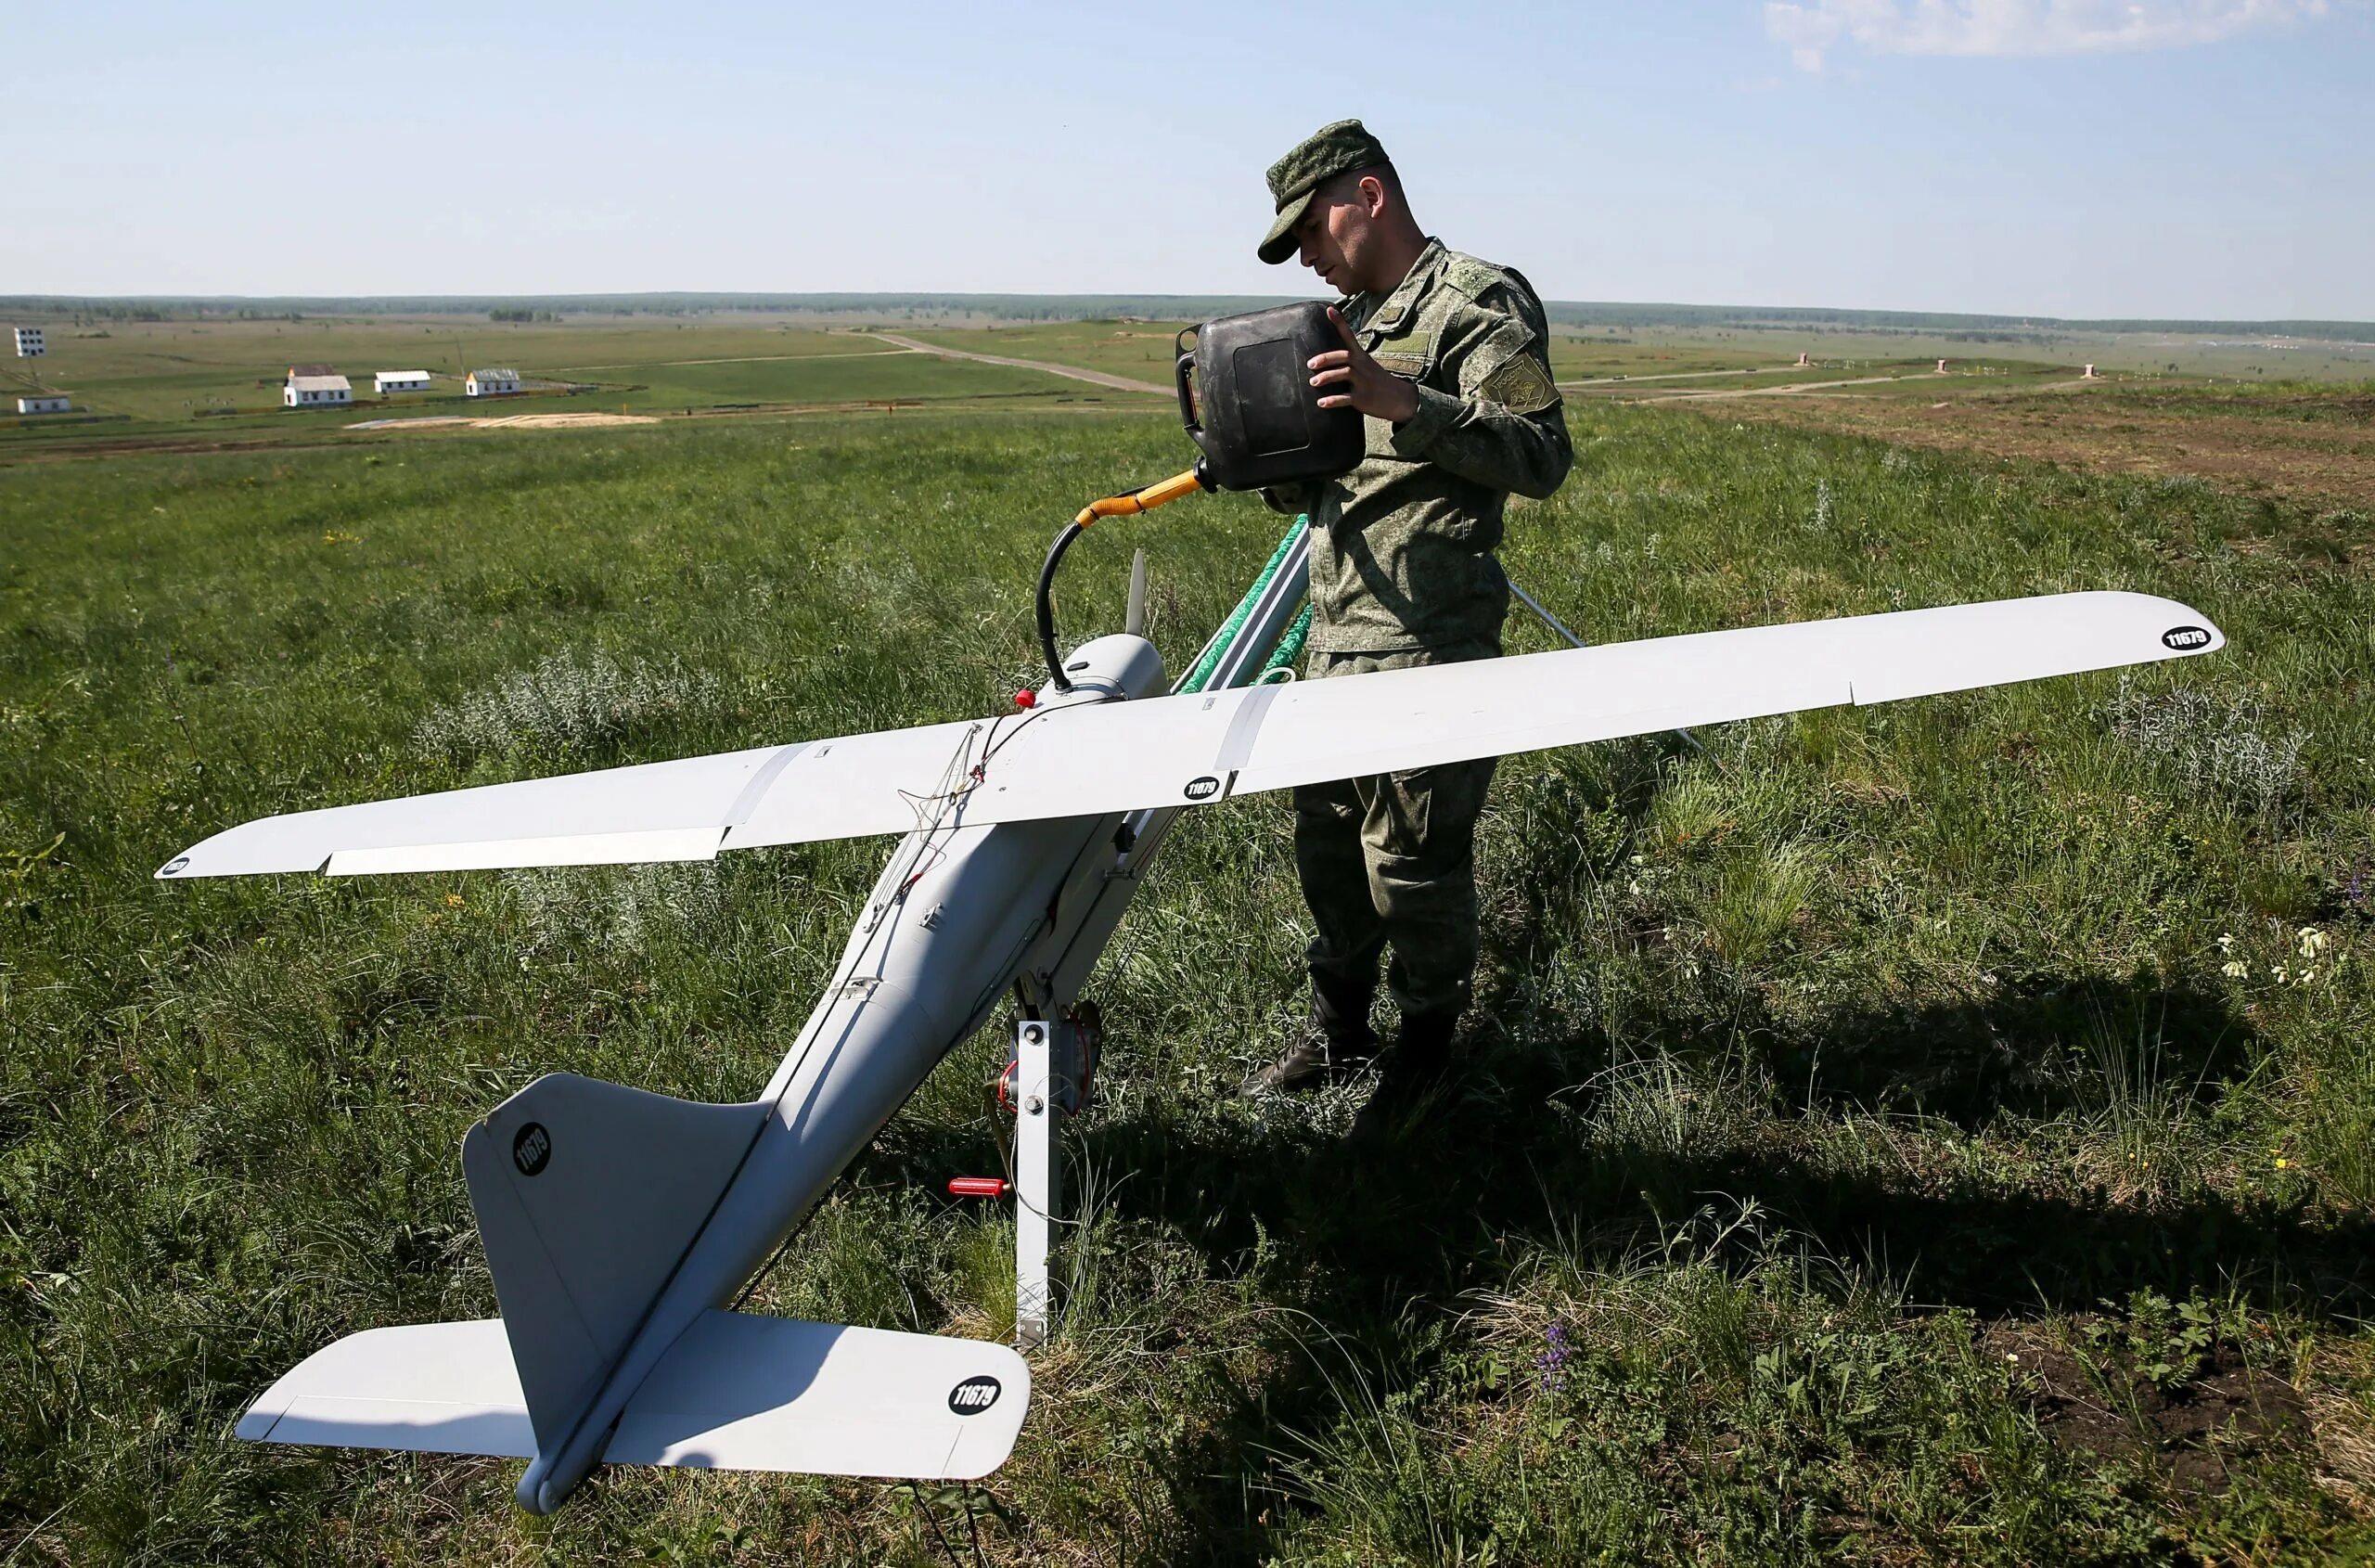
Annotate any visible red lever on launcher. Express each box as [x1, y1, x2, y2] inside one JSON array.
[[946, 1177, 1011, 1199]]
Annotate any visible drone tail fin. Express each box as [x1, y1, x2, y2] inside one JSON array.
[[238, 1073, 1028, 1490], [458, 1073, 769, 1453]]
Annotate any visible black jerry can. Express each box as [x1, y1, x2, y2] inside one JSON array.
[[1175, 302, 1364, 492]]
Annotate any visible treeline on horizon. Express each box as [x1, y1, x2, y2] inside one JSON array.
[[2, 291, 2368, 341]]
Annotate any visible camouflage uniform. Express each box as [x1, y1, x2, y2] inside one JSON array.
[[1261, 232, 1574, 1025]]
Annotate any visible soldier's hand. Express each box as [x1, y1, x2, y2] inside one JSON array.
[[1309, 306, 1419, 425]]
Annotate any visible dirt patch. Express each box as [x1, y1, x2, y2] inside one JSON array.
[[464, 413, 660, 430], [1714, 385, 2375, 510], [1985, 1321, 2312, 1495]]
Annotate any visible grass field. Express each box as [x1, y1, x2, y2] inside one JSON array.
[[1546, 324, 2375, 386], [6, 358, 2375, 1564], [1726, 381, 2375, 513], [0, 319, 1128, 450]]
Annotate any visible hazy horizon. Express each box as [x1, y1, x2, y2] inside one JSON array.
[[6, 289, 2373, 336]]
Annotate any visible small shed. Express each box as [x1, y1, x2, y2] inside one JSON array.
[[467, 368, 521, 397], [13, 327, 45, 357], [285, 374, 353, 408], [17, 394, 69, 414], [376, 370, 432, 394]]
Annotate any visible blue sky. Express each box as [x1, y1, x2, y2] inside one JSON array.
[[6, 1, 2369, 318]]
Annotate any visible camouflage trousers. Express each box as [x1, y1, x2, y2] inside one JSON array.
[[1293, 642, 1499, 1023]]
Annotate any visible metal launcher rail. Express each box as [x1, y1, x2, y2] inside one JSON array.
[[965, 512, 1311, 1348]]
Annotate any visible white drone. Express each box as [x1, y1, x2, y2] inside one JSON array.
[[161, 453, 2225, 1512]]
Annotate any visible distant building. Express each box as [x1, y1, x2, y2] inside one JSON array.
[[467, 368, 521, 397], [16, 394, 69, 415], [288, 363, 336, 378], [375, 370, 432, 394], [285, 374, 353, 408], [13, 327, 45, 357]]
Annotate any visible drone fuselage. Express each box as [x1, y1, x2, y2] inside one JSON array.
[[513, 634, 1166, 1510]]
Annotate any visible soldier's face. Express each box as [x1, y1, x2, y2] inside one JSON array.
[[1294, 176, 1382, 294]]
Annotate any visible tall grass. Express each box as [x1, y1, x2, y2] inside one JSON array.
[[4, 403, 2373, 1562]]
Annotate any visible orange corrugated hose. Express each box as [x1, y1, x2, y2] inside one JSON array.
[[1073, 467, 1206, 527]]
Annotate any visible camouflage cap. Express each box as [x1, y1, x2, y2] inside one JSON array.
[[1258, 118, 1390, 265]]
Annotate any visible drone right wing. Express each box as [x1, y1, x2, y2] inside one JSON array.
[[159, 590, 2223, 881]]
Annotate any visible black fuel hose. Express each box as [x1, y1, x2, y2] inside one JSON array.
[[1038, 467, 1207, 694], [1035, 521, 1087, 692]]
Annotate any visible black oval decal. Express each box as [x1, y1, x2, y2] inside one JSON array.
[[947, 1375, 1002, 1416], [159, 856, 189, 877], [1182, 775, 1220, 802], [2161, 625, 2212, 652], [513, 1122, 551, 1176]]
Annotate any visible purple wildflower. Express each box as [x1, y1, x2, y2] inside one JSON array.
[[1535, 1319, 1573, 1393]]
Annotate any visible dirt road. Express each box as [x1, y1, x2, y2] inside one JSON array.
[[866, 333, 1169, 395], [1570, 372, 1971, 402], [549, 349, 908, 372], [1556, 364, 1805, 390]]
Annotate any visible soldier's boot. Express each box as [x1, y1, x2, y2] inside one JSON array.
[[1238, 973, 1379, 1098], [1347, 1008, 1460, 1144]]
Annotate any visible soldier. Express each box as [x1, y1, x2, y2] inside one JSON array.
[[1237, 120, 1573, 1135]]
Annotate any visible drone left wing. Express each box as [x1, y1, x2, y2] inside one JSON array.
[[156, 720, 993, 880], [160, 590, 2224, 881]]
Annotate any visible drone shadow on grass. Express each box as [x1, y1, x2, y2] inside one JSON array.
[[976, 969, 2370, 1563]]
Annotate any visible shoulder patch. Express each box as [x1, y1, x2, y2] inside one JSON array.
[[1442, 252, 1514, 302], [1478, 353, 1560, 416]]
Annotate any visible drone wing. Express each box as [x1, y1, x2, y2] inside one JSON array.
[[156, 721, 989, 880], [160, 591, 2222, 881]]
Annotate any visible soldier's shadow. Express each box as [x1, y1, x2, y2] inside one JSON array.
[[1041, 970, 2371, 1562], [1086, 971, 2346, 1309]]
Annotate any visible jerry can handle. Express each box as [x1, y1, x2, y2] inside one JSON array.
[[1173, 328, 1201, 441]]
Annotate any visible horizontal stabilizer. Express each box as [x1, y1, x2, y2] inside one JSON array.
[[238, 1312, 1029, 1481], [161, 592, 2225, 880], [236, 1318, 534, 1458], [609, 1309, 1030, 1478]]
